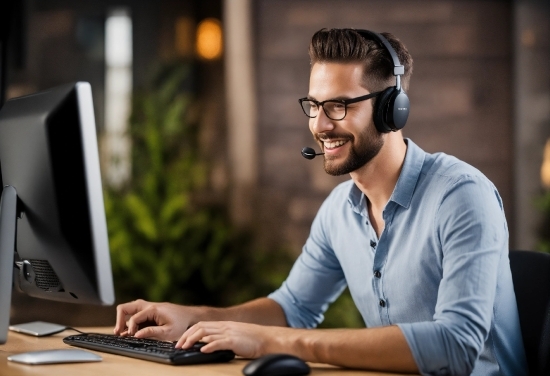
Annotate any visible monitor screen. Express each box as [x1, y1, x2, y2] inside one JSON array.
[[0, 82, 115, 344]]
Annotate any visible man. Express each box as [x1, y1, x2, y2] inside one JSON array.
[[114, 28, 527, 375]]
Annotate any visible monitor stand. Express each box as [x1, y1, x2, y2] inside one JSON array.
[[0, 185, 17, 344]]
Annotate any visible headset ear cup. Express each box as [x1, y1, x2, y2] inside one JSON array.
[[373, 87, 395, 133], [388, 90, 410, 131]]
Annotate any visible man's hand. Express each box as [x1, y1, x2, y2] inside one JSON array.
[[114, 299, 207, 341], [177, 321, 418, 373], [176, 321, 278, 358], [113, 297, 287, 343]]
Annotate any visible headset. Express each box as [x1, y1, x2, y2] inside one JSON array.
[[355, 29, 410, 133]]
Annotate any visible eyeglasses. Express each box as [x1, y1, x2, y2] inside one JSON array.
[[298, 91, 381, 121]]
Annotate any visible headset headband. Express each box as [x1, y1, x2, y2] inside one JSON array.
[[342, 28, 410, 132], [354, 29, 404, 90]]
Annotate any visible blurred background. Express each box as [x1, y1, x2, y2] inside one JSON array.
[[1, 0, 549, 328]]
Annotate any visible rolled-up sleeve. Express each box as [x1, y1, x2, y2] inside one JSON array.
[[269, 195, 347, 328], [398, 175, 507, 376]]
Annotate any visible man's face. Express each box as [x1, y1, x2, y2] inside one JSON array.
[[308, 62, 384, 176]]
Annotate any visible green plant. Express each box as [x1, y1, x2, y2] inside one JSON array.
[[104, 63, 289, 306]]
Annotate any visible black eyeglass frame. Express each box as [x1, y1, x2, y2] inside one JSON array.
[[298, 91, 381, 121]]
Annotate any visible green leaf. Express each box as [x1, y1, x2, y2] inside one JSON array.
[[124, 194, 158, 241]]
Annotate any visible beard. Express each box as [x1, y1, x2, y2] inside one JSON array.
[[316, 123, 384, 176]]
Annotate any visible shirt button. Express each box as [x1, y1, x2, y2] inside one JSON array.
[[379, 299, 386, 307], [374, 270, 381, 278], [370, 240, 377, 248]]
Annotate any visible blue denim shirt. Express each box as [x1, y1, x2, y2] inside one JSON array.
[[269, 139, 527, 376]]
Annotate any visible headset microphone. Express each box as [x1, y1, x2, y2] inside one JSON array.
[[301, 147, 324, 160]]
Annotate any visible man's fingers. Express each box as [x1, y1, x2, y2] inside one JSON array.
[[184, 328, 208, 347], [114, 300, 148, 334], [178, 322, 226, 348], [134, 325, 166, 340], [200, 334, 225, 344], [176, 334, 187, 348], [200, 338, 230, 353], [126, 306, 158, 336], [177, 324, 203, 348]]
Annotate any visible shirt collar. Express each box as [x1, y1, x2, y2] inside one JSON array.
[[348, 180, 367, 216], [347, 138, 425, 212], [390, 138, 425, 208]]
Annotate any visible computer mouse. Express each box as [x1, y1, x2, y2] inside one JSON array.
[[242, 353, 310, 376], [7, 349, 102, 365]]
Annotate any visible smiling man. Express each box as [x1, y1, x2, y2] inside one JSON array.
[[305, 64, 385, 177], [114, 28, 527, 376]]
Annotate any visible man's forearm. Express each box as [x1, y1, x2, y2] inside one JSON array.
[[202, 297, 288, 327], [267, 325, 418, 373], [190, 299, 418, 371]]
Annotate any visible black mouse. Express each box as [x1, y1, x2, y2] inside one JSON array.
[[242, 353, 310, 376]]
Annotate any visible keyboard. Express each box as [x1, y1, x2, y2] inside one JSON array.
[[63, 333, 235, 365]]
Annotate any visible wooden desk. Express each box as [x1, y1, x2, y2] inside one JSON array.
[[0, 327, 409, 376]]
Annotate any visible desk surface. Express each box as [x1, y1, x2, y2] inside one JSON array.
[[0, 327, 409, 376]]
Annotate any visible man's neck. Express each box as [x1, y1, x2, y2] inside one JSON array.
[[350, 134, 407, 215]]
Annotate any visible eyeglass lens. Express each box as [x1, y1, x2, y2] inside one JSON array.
[[301, 100, 346, 120]]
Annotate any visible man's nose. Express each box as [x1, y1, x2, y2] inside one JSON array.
[[310, 108, 335, 134]]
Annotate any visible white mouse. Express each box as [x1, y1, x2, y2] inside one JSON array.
[[8, 349, 102, 365]]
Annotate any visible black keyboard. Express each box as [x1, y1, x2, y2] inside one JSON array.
[[63, 333, 235, 365]]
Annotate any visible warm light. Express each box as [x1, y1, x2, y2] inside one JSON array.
[[196, 18, 223, 60], [542, 139, 550, 189], [175, 17, 194, 57]]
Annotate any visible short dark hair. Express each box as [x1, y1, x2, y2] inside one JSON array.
[[308, 28, 413, 93]]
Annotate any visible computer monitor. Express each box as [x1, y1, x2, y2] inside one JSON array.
[[0, 82, 115, 344]]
